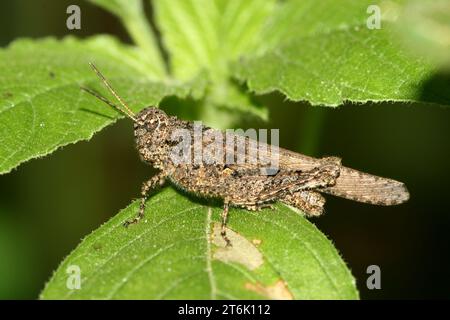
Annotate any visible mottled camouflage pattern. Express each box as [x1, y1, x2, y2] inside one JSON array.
[[129, 107, 409, 245]]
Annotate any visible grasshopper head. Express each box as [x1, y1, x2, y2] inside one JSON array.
[[134, 107, 174, 168], [82, 63, 175, 169]]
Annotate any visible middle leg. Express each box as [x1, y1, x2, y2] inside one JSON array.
[[220, 200, 232, 247]]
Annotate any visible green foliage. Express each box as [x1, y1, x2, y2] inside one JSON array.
[[86, 0, 166, 74], [396, 0, 450, 69], [154, 0, 275, 80], [1, 0, 448, 175], [0, 36, 199, 175], [154, 0, 273, 121], [0, 0, 448, 299], [41, 188, 358, 300], [234, 24, 440, 106], [233, 0, 446, 106]]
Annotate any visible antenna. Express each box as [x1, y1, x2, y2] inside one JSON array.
[[83, 62, 137, 121]]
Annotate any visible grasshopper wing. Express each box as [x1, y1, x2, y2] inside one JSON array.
[[218, 131, 409, 205]]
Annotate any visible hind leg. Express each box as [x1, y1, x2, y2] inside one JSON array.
[[280, 190, 325, 217], [220, 199, 276, 247]]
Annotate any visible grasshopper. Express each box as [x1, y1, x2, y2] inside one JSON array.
[[82, 63, 409, 246]]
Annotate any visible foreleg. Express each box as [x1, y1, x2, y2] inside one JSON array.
[[123, 172, 166, 227]]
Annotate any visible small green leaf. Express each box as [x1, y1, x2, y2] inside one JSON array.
[[0, 36, 202, 175], [87, 0, 166, 76], [41, 188, 358, 300]]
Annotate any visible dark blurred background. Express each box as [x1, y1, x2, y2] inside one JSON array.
[[0, 0, 449, 299]]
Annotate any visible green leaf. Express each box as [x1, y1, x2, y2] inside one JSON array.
[[87, 0, 166, 76], [232, 0, 450, 107], [40, 188, 358, 300], [0, 36, 202, 175]]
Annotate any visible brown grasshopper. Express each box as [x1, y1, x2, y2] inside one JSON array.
[[82, 63, 409, 246]]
